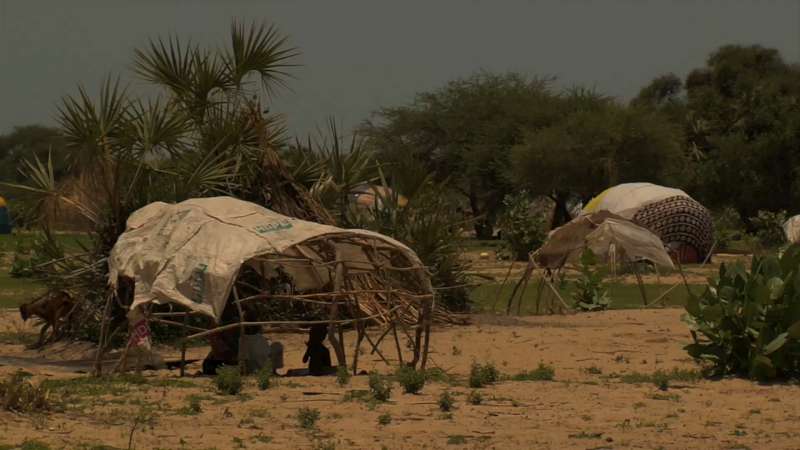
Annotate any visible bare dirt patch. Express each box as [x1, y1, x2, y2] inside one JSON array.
[[1, 308, 798, 449]]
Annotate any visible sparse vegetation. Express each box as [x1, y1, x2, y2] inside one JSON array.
[[368, 372, 392, 402], [377, 412, 392, 426], [396, 366, 426, 394], [336, 366, 351, 386], [511, 362, 555, 381], [438, 390, 455, 412], [256, 365, 272, 391], [467, 390, 483, 405], [620, 368, 702, 388], [1, 371, 54, 413], [469, 362, 500, 388], [215, 366, 243, 395], [297, 407, 321, 430]]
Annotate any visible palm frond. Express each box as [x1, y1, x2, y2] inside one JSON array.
[[126, 98, 190, 158], [226, 20, 299, 94], [134, 36, 195, 98]]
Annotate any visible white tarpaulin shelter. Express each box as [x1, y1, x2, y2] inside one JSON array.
[[784, 215, 800, 244], [108, 197, 432, 323], [582, 182, 690, 218]]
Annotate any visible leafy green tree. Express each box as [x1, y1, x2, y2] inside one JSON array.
[[510, 102, 685, 227], [648, 45, 800, 222], [362, 72, 559, 238]]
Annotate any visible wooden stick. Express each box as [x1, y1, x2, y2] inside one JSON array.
[[233, 287, 248, 375], [94, 291, 114, 377], [491, 261, 515, 312], [363, 331, 392, 366], [328, 257, 347, 368]]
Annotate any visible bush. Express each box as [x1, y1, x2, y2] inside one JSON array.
[[336, 365, 351, 386], [438, 391, 455, 412], [497, 191, 547, 261], [468, 362, 500, 388], [368, 372, 392, 402], [396, 366, 426, 394], [684, 245, 800, 380], [297, 407, 321, 429], [377, 412, 392, 426], [571, 249, 610, 312], [467, 390, 483, 405], [751, 210, 788, 249], [0, 371, 53, 413], [512, 362, 555, 381], [214, 366, 242, 395], [256, 365, 272, 391]]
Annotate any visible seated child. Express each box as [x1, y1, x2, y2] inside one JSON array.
[[303, 324, 334, 376]]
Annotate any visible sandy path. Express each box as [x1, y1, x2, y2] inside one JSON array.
[[1, 308, 798, 449]]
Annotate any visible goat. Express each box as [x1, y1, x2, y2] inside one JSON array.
[[18, 290, 76, 349]]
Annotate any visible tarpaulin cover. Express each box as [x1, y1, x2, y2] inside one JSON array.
[[108, 197, 426, 323], [535, 211, 674, 269], [582, 182, 690, 218]]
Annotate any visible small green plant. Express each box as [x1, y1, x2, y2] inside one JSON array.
[[572, 249, 610, 311], [584, 366, 603, 375], [0, 371, 53, 413], [296, 407, 321, 430], [446, 435, 467, 445], [684, 245, 800, 380], [396, 366, 426, 394], [377, 412, 392, 426], [312, 440, 336, 450], [178, 395, 202, 415], [368, 372, 392, 402], [467, 390, 483, 405], [256, 365, 272, 391], [468, 362, 500, 388], [336, 366, 351, 386], [214, 366, 243, 395], [497, 190, 547, 261], [713, 207, 746, 251], [438, 391, 455, 412], [512, 362, 555, 381]]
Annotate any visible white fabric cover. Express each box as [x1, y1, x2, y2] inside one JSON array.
[[582, 182, 691, 219], [584, 219, 675, 269], [108, 197, 425, 322]]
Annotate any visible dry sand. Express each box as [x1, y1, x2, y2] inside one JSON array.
[[1, 308, 798, 450]]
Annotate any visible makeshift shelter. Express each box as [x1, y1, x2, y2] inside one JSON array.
[[106, 197, 435, 374], [784, 215, 800, 244], [505, 211, 674, 315], [0, 196, 10, 234], [582, 183, 714, 263]]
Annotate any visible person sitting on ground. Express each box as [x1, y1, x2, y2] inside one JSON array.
[[303, 324, 335, 376]]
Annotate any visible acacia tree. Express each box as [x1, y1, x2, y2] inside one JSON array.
[[510, 101, 686, 227], [361, 72, 559, 239]]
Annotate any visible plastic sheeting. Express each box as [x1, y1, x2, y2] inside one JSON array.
[[582, 182, 691, 218], [108, 197, 427, 323]]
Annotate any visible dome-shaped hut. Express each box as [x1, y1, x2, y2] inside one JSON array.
[[582, 183, 713, 263]]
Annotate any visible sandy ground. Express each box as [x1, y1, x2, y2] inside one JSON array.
[[2, 307, 799, 450]]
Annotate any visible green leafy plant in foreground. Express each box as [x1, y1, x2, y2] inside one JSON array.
[[684, 244, 800, 380], [396, 366, 426, 394], [214, 366, 242, 395], [572, 249, 610, 312]]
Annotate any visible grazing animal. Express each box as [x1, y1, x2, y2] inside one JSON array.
[[303, 324, 334, 376], [19, 290, 75, 348]]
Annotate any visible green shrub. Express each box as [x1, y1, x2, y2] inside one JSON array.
[[684, 245, 800, 379], [438, 390, 455, 412], [512, 362, 555, 381], [467, 390, 483, 405], [336, 366, 351, 386], [214, 366, 242, 395], [368, 372, 392, 402], [377, 412, 392, 426], [468, 362, 500, 388], [497, 190, 547, 261], [751, 210, 788, 249], [571, 249, 610, 312], [396, 366, 426, 394], [256, 365, 272, 391], [297, 407, 321, 429]]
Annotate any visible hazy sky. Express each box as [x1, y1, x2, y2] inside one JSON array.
[[1, 1, 798, 138]]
